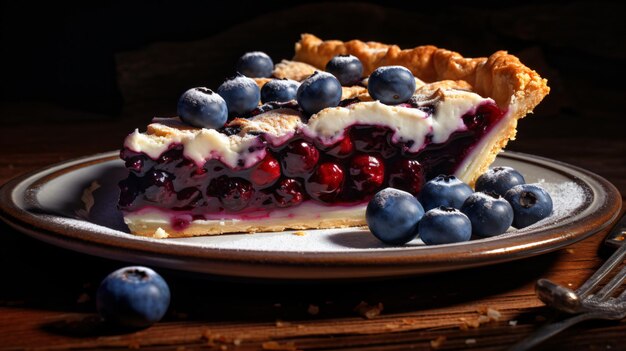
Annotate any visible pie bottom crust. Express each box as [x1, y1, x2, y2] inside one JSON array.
[[123, 202, 367, 238]]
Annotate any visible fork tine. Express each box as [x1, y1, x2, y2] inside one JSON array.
[[618, 281, 626, 300], [576, 240, 626, 297], [592, 264, 626, 300]]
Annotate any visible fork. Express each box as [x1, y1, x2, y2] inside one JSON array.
[[509, 232, 626, 351]]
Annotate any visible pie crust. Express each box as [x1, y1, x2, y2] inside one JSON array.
[[119, 34, 549, 238]]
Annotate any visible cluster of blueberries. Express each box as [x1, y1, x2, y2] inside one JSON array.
[[366, 166, 554, 245], [176, 51, 418, 129]]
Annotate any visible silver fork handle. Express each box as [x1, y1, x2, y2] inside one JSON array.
[[509, 311, 607, 351]]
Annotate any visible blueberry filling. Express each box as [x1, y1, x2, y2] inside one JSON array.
[[119, 101, 505, 229]]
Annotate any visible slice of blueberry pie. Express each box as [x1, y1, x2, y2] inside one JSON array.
[[118, 34, 549, 238]]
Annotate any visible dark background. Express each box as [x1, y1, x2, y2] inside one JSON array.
[[0, 3, 625, 348], [1, 1, 625, 128]]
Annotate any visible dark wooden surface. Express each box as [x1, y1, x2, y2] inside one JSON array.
[[1, 2, 626, 350]]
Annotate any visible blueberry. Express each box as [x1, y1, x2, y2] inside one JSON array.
[[217, 74, 261, 116], [236, 51, 274, 78], [417, 175, 473, 211], [261, 79, 300, 103], [418, 207, 472, 245], [325, 55, 364, 86], [475, 166, 525, 197], [296, 71, 342, 115], [461, 192, 514, 237], [177, 87, 228, 129], [366, 188, 425, 245], [505, 184, 553, 228], [96, 266, 170, 329], [367, 66, 416, 105]]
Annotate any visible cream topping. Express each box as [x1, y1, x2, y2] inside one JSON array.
[[124, 124, 266, 168], [305, 91, 489, 152], [306, 102, 430, 152], [124, 89, 492, 167]]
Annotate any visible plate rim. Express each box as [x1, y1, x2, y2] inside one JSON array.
[[0, 150, 622, 276]]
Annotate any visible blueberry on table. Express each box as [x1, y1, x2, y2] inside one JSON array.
[[367, 66, 416, 105], [418, 207, 472, 245], [96, 266, 170, 329], [417, 175, 473, 211], [261, 78, 300, 103], [366, 188, 425, 245], [217, 74, 261, 116], [475, 166, 525, 197], [177, 87, 228, 129], [461, 192, 514, 237], [236, 51, 274, 78], [325, 54, 364, 86], [296, 71, 342, 115], [505, 184, 553, 228]]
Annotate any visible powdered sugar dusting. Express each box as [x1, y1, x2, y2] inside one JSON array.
[[517, 180, 587, 231], [372, 188, 406, 208], [300, 70, 335, 85], [218, 74, 258, 91]]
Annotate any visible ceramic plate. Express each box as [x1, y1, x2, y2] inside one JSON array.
[[0, 151, 621, 280]]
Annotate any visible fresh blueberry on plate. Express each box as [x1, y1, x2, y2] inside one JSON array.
[[217, 74, 261, 116], [236, 51, 274, 78], [367, 66, 416, 105], [366, 188, 425, 245], [296, 71, 342, 115], [461, 192, 513, 237], [325, 54, 363, 86], [418, 207, 472, 245], [177, 87, 228, 129], [261, 78, 300, 103], [417, 175, 473, 211], [96, 266, 170, 329], [475, 166, 525, 197], [505, 184, 553, 228]]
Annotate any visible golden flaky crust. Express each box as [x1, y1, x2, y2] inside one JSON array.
[[293, 34, 549, 109], [125, 217, 366, 238], [273, 60, 317, 81]]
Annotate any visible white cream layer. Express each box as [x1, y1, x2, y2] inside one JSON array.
[[124, 89, 492, 167], [124, 126, 267, 169], [305, 91, 487, 152]]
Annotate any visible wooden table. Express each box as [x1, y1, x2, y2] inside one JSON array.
[[0, 108, 624, 351]]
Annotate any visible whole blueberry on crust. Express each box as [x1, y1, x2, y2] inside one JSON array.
[[296, 71, 342, 115], [418, 207, 472, 245], [236, 51, 274, 78], [505, 184, 553, 228], [96, 266, 170, 329], [417, 175, 473, 211], [475, 166, 525, 197], [217, 74, 261, 116], [177, 87, 228, 129], [461, 192, 514, 237], [366, 188, 425, 245], [367, 66, 416, 105], [261, 78, 300, 103], [325, 54, 364, 86]]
